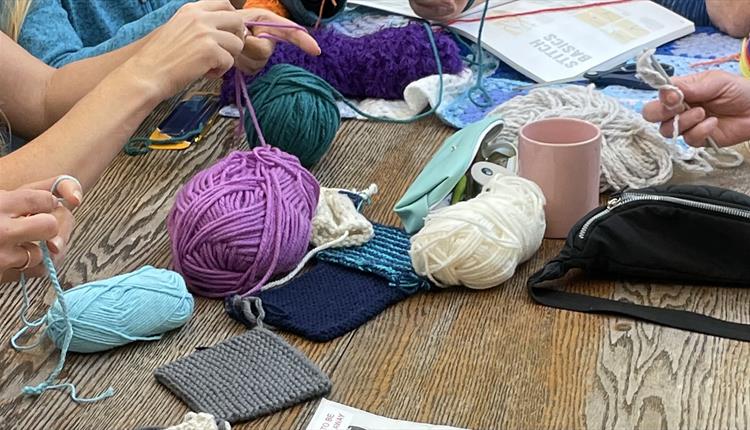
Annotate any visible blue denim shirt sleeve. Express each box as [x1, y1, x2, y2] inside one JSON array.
[[18, 0, 193, 67]]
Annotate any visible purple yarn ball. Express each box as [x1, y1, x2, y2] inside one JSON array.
[[168, 147, 319, 298], [221, 23, 464, 104]]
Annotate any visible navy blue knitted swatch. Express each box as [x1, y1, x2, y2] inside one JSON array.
[[225, 223, 429, 341], [316, 223, 431, 294], [256, 262, 409, 342]]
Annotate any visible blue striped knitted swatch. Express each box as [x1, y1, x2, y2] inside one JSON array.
[[316, 223, 431, 294], [254, 262, 409, 342]]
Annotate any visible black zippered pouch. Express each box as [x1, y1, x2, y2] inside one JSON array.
[[528, 184, 750, 341]]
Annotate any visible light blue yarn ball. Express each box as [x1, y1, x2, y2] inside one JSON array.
[[45, 266, 194, 353]]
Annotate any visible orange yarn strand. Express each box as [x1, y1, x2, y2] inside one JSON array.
[[243, 0, 290, 18]]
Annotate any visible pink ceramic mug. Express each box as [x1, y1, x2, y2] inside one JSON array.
[[518, 118, 602, 239]]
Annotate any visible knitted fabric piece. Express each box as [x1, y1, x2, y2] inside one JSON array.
[[154, 329, 331, 423], [220, 23, 463, 103], [254, 262, 409, 342], [316, 223, 431, 293], [311, 188, 373, 247]]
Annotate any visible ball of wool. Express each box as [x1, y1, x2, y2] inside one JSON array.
[[244, 0, 290, 18], [410, 175, 546, 290], [280, 0, 347, 26], [168, 148, 320, 298], [244, 64, 340, 167], [45, 266, 194, 353], [221, 23, 464, 103]]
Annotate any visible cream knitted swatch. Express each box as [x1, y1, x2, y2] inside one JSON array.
[[166, 413, 229, 430], [260, 184, 377, 291]]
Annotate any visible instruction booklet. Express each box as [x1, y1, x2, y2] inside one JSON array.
[[306, 399, 469, 430], [347, 0, 694, 83]]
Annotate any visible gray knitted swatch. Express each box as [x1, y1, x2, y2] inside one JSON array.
[[154, 327, 331, 423]]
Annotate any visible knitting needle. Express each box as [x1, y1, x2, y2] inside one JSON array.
[[649, 56, 721, 151]]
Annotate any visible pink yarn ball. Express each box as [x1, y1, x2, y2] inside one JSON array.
[[168, 147, 319, 298]]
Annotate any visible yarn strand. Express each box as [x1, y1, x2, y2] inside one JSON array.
[[635, 49, 744, 169], [467, 0, 492, 107], [13, 242, 115, 403]]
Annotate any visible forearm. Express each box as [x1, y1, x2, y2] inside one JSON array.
[[1, 66, 161, 191], [43, 35, 152, 129], [707, 0, 750, 37]]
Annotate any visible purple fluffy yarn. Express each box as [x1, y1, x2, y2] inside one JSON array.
[[167, 147, 319, 298], [221, 23, 463, 103]]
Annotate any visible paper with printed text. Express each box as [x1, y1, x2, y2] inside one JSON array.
[[306, 399, 470, 430]]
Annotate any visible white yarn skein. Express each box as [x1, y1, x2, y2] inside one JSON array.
[[409, 175, 545, 290]]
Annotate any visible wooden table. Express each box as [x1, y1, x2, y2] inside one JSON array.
[[3, 84, 750, 430]]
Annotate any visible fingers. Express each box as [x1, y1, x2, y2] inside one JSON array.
[[673, 70, 737, 104], [682, 117, 719, 147], [205, 47, 237, 78], [2, 214, 58, 244], [0, 243, 43, 274], [0, 190, 58, 218], [211, 29, 245, 58], [235, 52, 269, 75], [46, 206, 74, 254], [658, 107, 706, 137], [19, 176, 83, 209], [236, 35, 275, 73], [187, 0, 235, 12], [241, 9, 321, 56], [204, 10, 246, 39]]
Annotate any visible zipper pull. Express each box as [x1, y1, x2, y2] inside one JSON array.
[[607, 196, 622, 209]]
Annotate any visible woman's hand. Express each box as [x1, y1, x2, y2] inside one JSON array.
[[120, 1, 320, 101], [0, 177, 82, 282], [642, 70, 750, 148], [236, 8, 320, 75], [122, 0, 248, 101]]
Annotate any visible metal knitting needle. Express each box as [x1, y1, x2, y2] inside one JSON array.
[[649, 56, 721, 151]]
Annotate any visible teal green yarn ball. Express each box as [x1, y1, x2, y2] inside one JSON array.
[[244, 64, 341, 167], [45, 266, 194, 354]]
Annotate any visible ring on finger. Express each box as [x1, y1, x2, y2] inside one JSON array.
[[13, 247, 32, 272]]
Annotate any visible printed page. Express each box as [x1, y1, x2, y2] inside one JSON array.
[[306, 398, 470, 430], [451, 0, 694, 82]]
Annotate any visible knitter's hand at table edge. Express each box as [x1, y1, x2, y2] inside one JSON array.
[[0, 176, 83, 282], [119, 1, 319, 101], [642, 70, 750, 148], [409, 0, 485, 21]]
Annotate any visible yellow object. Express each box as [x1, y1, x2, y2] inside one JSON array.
[[740, 38, 750, 78], [243, 0, 290, 18]]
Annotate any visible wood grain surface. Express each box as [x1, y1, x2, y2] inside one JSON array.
[[2, 81, 750, 430]]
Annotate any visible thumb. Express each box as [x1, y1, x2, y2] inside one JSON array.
[[673, 71, 733, 104]]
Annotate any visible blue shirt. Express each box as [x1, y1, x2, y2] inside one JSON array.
[[19, 0, 194, 67]]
